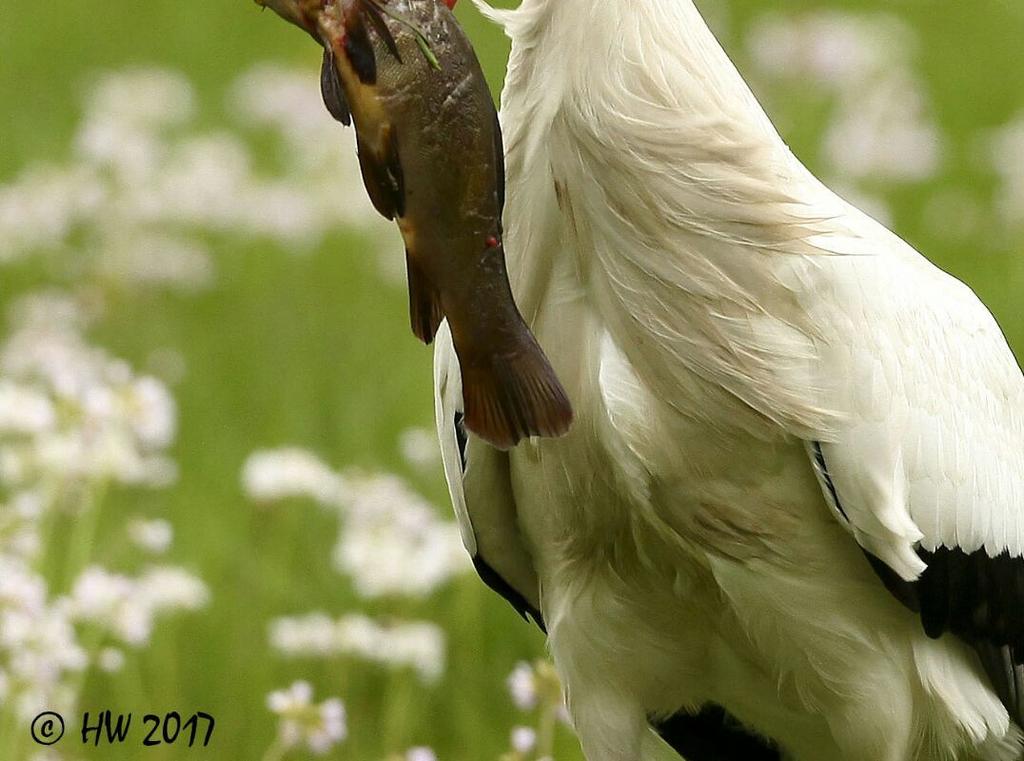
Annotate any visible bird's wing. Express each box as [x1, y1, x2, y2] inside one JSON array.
[[803, 254, 1024, 722], [554, 48, 1024, 710], [804, 255, 1024, 575], [433, 321, 544, 628]]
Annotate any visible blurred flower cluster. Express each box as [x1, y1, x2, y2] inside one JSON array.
[[244, 442, 577, 760], [745, 8, 1024, 252], [986, 112, 1024, 230], [265, 680, 347, 759], [0, 293, 207, 757], [242, 448, 467, 599], [1, 292, 177, 489], [0, 66, 395, 292], [747, 10, 941, 223], [242, 445, 465, 756], [499, 661, 571, 761], [270, 613, 447, 685], [0, 62, 391, 759]]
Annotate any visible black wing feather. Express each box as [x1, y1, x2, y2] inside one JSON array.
[[815, 444, 1024, 727], [453, 413, 544, 631]]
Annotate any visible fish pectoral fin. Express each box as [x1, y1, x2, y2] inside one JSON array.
[[406, 252, 445, 344], [320, 50, 352, 126], [356, 125, 405, 219]]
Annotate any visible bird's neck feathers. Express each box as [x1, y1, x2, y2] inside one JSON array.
[[496, 0, 778, 132], [488, 0, 851, 320]]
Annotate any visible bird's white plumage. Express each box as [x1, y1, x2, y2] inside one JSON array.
[[437, 0, 1024, 758], [807, 251, 1024, 576], [435, 321, 541, 611]]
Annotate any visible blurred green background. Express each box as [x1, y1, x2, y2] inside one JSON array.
[[0, 1, 1022, 759]]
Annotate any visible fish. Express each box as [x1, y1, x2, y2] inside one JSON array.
[[255, 0, 573, 449]]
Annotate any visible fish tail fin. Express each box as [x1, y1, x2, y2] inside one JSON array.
[[407, 252, 445, 344], [461, 329, 573, 450]]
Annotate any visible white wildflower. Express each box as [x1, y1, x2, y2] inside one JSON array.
[[336, 615, 445, 684], [6, 526, 41, 560], [94, 232, 214, 292], [406, 748, 439, 761], [83, 69, 195, 131], [126, 376, 177, 449], [748, 11, 910, 91], [68, 567, 135, 621], [0, 381, 55, 434], [267, 679, 314, 714], [69, 565, 207, 647], [1, 292, 178, 489], [267, 681, 347, 755], [135, 566, 209, 613], [986, 112, 1024, 227], [511, 726, 537, 754], [0, 166, 106, 263], [0, 556, 47, 612], [399, 428, 440, 471], [76, 117, 164, 185], [747, 11, 942, 183], [127, 518, 174, 554], [333, 473, 467, 598], [229, 64, 392, 234], [270, 613, 446, 685], [1, 602, 88, 711], [823, 71, 941, 182], [97, 647, 125, 673], [269, 613, 339, 657], [148, 133, 253, 230], [507, 662, 538, 711], [242, 448, 346, 506], [231, 65, 332, 142]]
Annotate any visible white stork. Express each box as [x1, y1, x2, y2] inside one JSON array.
[[434, 1, 1024, 759]]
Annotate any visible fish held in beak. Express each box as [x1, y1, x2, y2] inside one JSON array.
[[256, 0, 573, 448]]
